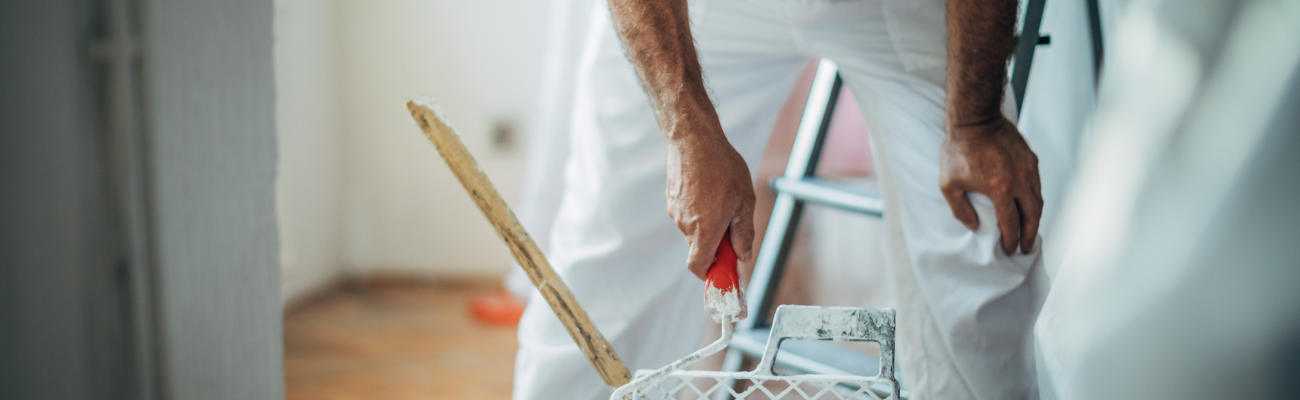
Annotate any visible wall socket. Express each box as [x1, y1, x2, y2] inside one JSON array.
[[491, 119, 516, 151]]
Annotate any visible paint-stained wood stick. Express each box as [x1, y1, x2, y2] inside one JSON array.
[[406, 96, 632, 390]]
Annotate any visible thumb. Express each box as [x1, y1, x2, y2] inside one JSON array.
[[942, 185, 979, 231], [687, 226, 727, 280]]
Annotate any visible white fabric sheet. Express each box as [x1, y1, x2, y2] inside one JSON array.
[[1034, 0, 1300, 398], [507, 0, 600, 300]]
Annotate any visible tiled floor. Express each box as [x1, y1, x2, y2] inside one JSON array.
[[284, 281, 518, 400]]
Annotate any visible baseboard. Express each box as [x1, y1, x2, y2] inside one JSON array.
[[282, 270, 508, 315], [283, 273, 347, 315], [355, 269, 505, 289]]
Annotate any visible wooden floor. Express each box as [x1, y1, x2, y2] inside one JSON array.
[[284, 281, 518, 400]]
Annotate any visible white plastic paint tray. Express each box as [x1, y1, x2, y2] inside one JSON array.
[[611, 305, 900, 400]]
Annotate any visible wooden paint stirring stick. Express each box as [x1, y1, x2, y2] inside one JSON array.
[[406, 96, 632, 390]]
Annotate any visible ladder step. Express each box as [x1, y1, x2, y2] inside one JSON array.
[[771, 177, 884, 217]]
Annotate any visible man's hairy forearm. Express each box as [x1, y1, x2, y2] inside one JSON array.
[[946, 0, 1018, 132], [608, 0, 721, 142]]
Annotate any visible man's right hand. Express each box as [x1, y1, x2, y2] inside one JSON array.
[[666, 131, 757, 280]]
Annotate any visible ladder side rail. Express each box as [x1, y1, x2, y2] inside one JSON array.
[[1085, 0, 1104, 82], [743, 60, 843, 331], [716, 60, 843, 398], [1011, 0, 1048, 111]]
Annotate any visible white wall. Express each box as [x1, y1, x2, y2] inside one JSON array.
[[144, 0, 284, 397], [338, 0, 546, 277], [4, 1, 285, 397], [276, 0, 551, 301], [275, 0, 347, 302]]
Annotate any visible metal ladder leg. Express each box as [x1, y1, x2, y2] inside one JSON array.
[[713, 57, 893, 398], [744, 59, 843, 331], [716, 58, 850, 390], [1012, 0, 1049, 110]]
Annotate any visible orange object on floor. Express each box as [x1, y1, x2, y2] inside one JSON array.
[[469, 289, 527, 326]]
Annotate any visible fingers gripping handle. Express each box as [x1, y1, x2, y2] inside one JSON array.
[[704, 231, 747, 320]]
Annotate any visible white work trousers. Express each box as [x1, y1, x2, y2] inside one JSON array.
[[513, 1, 1046, 399]]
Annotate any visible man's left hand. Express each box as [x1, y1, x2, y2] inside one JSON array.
[[939, 117, 1043, 255]]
